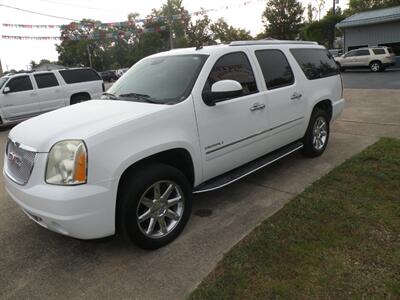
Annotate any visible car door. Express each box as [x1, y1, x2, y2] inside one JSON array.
[[341, 50, 356, 67], [352, 49, 371, 67], [253, 48, 305, 148], [0, 75, 40, 121], [33, 72, 66, 112], [192, 50, 271, 181]]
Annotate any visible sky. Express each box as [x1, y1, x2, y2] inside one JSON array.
[[0, 0, 349, 71]]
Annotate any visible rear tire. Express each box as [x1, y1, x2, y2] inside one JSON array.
[[370, 61, 382, 72], [117, 163, 192, 249], [302, 108, 330, 157]]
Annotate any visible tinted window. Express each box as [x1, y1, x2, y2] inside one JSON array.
[[34, 73, 59, 88], [355, 49, 370, 56], [0, 77, 8, 89], [59, 69, 101, 84], [388, 48, 394, 54], [372, 49, 385, 55], [204, 52, 258, 97], [255, 50, 294, 90], [344, 51, 356, 58], [290, 49, 339, 80], [6, 76, 33, 92]]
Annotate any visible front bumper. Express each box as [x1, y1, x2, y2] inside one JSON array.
[[4, 153, 117, 239]]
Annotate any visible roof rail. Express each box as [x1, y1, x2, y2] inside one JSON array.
[[229, 40, 318, 46]]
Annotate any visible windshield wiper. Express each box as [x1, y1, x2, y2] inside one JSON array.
[[118, 93, 162, 104], [101, 92, 119, 100]]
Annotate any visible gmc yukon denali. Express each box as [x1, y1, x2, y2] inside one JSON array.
[[3, 40, 345, 249]]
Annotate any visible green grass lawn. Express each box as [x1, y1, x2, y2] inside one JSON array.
[[189, 138, 400, 299]]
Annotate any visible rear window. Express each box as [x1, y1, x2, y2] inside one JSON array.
[[34, 73, 59, 88], [388, 48, 394, 54], [373, 49, 385, 55], [255, 50, 294, 90], [290, 48, 339, 80], [59, 69, 101, 84]]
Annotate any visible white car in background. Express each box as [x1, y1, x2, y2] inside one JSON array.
[[4, 40, 344, 249], [335, 47, 396, 72], [0, 68, 104, 125]]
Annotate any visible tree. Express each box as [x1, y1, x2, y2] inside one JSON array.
[[301, 8, 346, 47], [307, 3, 316, 23], [210, 18, 252, 43], [315, 0, 325, 20], [184, 13, 215, 47], [347, 0, 400, 14], [262, 0, 304, 40]]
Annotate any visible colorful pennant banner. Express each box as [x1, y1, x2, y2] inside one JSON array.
[[2, 0, 265, 30], [1, 26, 168, 40]]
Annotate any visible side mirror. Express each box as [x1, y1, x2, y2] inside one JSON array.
[[3, 86, 10, 94], [202, 80, 243, 106]]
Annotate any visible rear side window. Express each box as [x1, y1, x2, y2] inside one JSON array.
[[290, 49, 339, 80], [373, 49, 385, 55], [355, 49, 370, 56], [34, 73, 59, 89], [204, 52, 258, 96], [59, 69, 101, 84], [255, 50, 294, 90], [6, 76, 33, 92]]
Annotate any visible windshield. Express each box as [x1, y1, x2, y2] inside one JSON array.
[[0, 77, 9, 90], [107, 54, 208, 104]]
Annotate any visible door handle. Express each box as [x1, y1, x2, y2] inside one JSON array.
[[291, 92, 302, 100], [249, 103, 266, 111]]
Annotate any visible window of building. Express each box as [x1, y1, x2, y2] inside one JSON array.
[[255, 50, 294, 90], [34, 73, 59, 89], [204, 52, 258, 99], [5, 76, 33, 92], [290, 49, 339, 80]]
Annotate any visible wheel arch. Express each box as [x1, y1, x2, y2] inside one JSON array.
[[115, 147, 196, 231], [312, 99, 333, 122], [70, 92, 91, 105]]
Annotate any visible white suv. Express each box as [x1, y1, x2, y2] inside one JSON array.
[[335, 47, 396, 72], [0, 68, 104, 125], [4, 40, 345, 249]]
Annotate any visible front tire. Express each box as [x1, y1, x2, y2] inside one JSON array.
[[302, 108, 330, 157], [117, 163, 192, 249]]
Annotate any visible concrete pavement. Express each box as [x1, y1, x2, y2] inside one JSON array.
[[0, 89, 399, 299]]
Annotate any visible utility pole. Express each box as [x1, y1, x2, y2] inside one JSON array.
[[331, 0, 337, 49], [86, 44, 93, 68], [169, 20, 174, 50]]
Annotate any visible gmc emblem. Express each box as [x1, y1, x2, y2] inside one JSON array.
[[8, 152, 22, 168]]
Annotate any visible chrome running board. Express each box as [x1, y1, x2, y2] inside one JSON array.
[[193, 141, 303, 194]]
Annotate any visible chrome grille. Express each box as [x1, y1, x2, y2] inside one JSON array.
[[5, 139, 36, 185]]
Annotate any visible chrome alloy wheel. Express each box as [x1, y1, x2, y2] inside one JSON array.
[[371, 62, 380, 72], [136, 180, 184, 238], [312, 117, 328, 151]]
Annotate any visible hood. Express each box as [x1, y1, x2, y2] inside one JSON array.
[[9, 100, 168, 152]]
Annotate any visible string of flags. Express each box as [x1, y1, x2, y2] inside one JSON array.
[[2, 0, 266, 30], [1, 26, 168, 40]]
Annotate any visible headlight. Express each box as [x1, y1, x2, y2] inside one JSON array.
[[45, 140, 87, 185]]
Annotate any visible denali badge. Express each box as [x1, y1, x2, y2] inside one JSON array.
[[8, 151, 22, 167]]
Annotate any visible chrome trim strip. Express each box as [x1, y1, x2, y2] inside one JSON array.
[[8, 137, 38, 153], [206, 117, 304, 155], [194, 144, 303, 194]]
